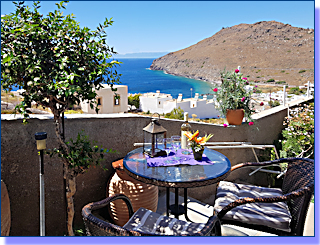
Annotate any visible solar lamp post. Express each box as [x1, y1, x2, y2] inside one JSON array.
[[35, 132, 47, 236]]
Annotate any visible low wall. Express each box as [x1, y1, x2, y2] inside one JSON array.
[[1, 98, 311, 236]]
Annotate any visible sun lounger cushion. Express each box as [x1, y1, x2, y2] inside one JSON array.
[[214, 181, 292, 232], [123, 207, 205, 235]]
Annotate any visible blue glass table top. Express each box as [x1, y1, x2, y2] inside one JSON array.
[[123, 147, 231, 187]]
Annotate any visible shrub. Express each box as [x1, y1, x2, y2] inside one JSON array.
[[128, 94, 141, 110], [299, 70, 306, 73], [279, 103, 314, 159], [266, 78, 275, 83], [276, 81, 286, 84], [289, 87, 304, 95], [268, 100, 280, 107], [164, 107, 184, 120]]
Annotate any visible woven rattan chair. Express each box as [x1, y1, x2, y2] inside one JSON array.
[[82, 193, 222, 236], [213, 158, 314, 236]]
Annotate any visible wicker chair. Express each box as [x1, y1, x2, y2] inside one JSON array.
[[82, 193, 222, 236], [214, 158, 314, 236]]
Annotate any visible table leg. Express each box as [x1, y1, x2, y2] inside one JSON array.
[[166, 187, 170, 217], [175, 188, 179, 219], [184, 188, 191, 222]]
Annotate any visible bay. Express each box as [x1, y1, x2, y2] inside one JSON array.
[[113, 58, 214, 99], [8, 58, 215, 99]]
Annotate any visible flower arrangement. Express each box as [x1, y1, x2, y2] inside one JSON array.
[[184, 130, 213, 152], [279, 103, 314, 159], [213, 68, 255, 124]]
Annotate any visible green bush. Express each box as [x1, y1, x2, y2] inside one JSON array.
[[275, 81, 286, 84], [164, 107, 184, 120], [289, 87, 304, 95], [298, 70, 306, 73], [279, 103, 314, 159], [128, 94, 141, 109], [268, 100, 280, 107], [266, 78, 275, 83]]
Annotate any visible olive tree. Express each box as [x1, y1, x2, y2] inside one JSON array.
[[1, 1, 121, 235]]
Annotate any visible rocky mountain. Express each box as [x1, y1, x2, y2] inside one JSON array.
[[150, 21, 314, 86]]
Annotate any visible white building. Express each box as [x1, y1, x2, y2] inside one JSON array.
[[139, 90, 220, 119], [81, 84, 128, 114]]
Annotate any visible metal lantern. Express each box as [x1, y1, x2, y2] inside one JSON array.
[[143, 113, 167, 157]]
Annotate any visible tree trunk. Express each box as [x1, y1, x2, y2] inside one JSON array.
[[65, 174, 76, 236], [53, 112, 76, 236]]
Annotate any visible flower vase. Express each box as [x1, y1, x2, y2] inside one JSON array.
[[192, 146, 204, 161]]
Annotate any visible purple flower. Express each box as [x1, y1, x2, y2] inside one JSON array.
[[242, 77, 248, 80], [241, 97, 245, 102], [255, 85, 258, 87], [223, 124, 228, 128], [235, 69, 239, 73], [249, 122, 254, 126]]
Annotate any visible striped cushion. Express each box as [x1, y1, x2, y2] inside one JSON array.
[[214, 181, 292, 232], [123, 207, 205, 235]]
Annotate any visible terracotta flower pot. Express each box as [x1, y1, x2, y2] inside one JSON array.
[[1, 180, 11, 236], [107, 159, 158, 226], [226, 109, 244, 125], [192, 146, 205, 161]]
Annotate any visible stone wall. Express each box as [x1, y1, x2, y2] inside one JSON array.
[[1, 98, 311, 236]]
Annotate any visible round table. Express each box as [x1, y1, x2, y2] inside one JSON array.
[[123, 147, 231, 221]]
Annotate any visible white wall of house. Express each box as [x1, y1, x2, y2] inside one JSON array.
[[81, 84, 128, 114], [140, 91, 220, 119]]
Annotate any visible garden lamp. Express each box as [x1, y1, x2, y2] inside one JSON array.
[[35, 132, 47, 236]]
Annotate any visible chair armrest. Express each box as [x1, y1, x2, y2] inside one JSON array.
[[83, 193, 134, 216], [82, 194, 141, 236], [231, 157, 308, 172], [217, 185, 313, 220], [195, 213, 222, 236]]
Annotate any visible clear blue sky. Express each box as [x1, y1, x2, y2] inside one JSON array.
[[1, 1, 316, 54]]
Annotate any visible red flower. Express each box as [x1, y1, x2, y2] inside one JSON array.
[[235, 69, 239, 73], [249, 122, 254, 126], [213, 88, 218, 92], [223, 124, 228, 128], [260, 102, 264, 106]]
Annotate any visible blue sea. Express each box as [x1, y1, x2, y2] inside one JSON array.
[[115, 58, 214, 99], [9, 58, 214, 99]]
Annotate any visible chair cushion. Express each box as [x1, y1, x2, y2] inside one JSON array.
[[123, 207, 206, 235], [214, 181, 292, 232]]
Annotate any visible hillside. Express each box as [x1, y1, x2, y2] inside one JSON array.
[[150, 21, 314, 86]]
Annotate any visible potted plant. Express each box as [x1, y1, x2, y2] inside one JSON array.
[[184, 130, 213, 160], [213, 69, 255, 125]]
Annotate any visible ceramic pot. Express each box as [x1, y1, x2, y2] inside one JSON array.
[[192, 146, 205, 161], [226, 109, 244, 125], [108, 159, 158, 226], [1, 180, 11, 236]]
